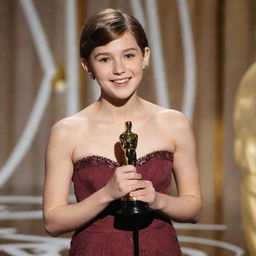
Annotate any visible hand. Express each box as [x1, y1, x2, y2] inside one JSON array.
[[105, 165, 142, 200], [129, 180, 158, 208]]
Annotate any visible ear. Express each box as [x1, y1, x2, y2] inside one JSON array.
[[143, 47, 150, 67], [81, 58, 89, 72]]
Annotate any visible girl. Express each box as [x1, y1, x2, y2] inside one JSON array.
[[43, 8, 202, 256]]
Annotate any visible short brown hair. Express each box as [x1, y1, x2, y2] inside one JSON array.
[[80, 8, 148, 60]]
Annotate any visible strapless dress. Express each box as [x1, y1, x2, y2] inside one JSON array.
[[69, 151, 182, 256]]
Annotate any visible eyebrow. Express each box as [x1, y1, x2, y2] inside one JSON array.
[[94, 47, 139, 59]]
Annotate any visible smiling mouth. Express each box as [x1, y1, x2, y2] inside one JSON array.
[[111, 78, 131, 86]]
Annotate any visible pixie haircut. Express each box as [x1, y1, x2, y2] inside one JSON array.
[[80, 8, 149, 60]]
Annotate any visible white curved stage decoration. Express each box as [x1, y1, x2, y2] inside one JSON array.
[[0, 0, 56, 188], [145, 0, 170, 108], [0, 0, 79, 187], [66, 0, 79, 116], [177, 0, 196, 120]]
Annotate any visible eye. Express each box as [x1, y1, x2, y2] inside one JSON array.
[[99, 57, 110, 63], [124, 53, 135, 59]]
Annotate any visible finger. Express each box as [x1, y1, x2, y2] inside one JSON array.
[[126, 180, 147, 193], [119, 180, 145, 195], [117, 165, 137, 173], [129, 181, 154, 194], [135, 180, 151, 189], [130, 188, 156, 204], [116, 170, 141, 181], [130, 187, 148, 197], [116, 181, 140, 195], [126, 180, 143, 186], [124, 172, 142, 180], [114, 166, 138, 179]]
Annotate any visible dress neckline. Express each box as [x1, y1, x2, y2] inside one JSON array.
[[73, 150, 173, 171]]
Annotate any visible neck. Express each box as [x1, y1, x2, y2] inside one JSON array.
[[95, 92, 143, 123]]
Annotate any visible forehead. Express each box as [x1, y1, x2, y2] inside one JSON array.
[[92, 31, 140, 55]]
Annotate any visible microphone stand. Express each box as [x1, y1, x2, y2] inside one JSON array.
[[133, 217, 139, 256]]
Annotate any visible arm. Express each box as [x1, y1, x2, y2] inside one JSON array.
[[43, 120, 142, 236], [130, 111, 202, 223], [43, 121, 112, 236]]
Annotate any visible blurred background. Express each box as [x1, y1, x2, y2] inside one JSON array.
[[1, 0, 256, 255]]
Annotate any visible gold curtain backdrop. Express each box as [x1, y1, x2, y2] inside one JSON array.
[[1, 0, 256, 255]]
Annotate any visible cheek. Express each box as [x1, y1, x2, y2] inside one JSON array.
[[93, 65, 109, 79], [130, 61, 143, 75]]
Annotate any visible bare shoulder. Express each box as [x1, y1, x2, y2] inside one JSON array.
[[153, 107, 191, 130], [140, 100, 191, 130], [51, 116, 81, 139], [48, 109, 92, 147], [46, 112, 93, 167]]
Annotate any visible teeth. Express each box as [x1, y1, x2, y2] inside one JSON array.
[[113, 79, 129, 83]]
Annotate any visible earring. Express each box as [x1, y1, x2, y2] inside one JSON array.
[[143, 64, 149, 70], [88, 72, 95, 79]]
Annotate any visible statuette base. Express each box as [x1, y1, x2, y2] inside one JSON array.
[[116, 200, 148, 215]]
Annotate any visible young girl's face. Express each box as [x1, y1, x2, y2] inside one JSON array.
[[83, 31, 150, 101]]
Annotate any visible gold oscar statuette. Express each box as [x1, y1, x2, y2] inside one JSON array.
[[116, 121, 148, 215]]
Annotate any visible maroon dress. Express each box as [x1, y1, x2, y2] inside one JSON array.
[[69, 151, 182, 256]]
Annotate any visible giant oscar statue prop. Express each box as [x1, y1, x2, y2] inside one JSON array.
[[117, 121, 148, 215], [234, 63, 256, 256]]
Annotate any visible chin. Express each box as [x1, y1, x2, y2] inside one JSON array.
[[104, 91, 136, 104]]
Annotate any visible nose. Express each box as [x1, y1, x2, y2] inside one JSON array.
[[113, 59, 125, 75]]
